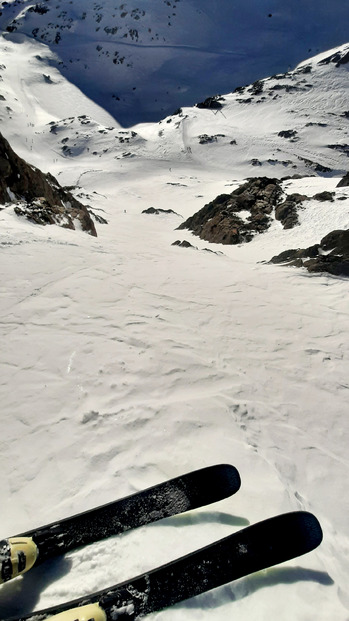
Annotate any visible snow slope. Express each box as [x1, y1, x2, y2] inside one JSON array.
[[1, 0, 349, 125], [0, 28, 349, 621]]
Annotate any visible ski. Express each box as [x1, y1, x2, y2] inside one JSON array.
[[2, 511, 322, 621], [0, 464, 240, 583]]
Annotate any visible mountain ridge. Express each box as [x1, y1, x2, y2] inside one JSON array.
[[1, 0, 349, 125], [1, 37, 348, 181]]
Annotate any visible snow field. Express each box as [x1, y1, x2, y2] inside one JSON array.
[[0, 24, 349, 621], [1, 159, 349, 619]]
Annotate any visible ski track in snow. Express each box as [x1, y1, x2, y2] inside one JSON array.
[[0, 26, 349, 621]]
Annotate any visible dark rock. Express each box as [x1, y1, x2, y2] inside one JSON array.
[[270, 229, 349, 277], [336, 172, 349, 187], [233, 86, 246, 94], [318, 49, 349, 67], [28, 4, 49, 14], [304, 255, 349, 276], [142, 207, 178, 215], [90, 211, 108, 225], [275, 193, 308, 229], [196, 96, 224, 110], [270, 84, 286, 91], [336, 50, 349, 66], [295, 65, 312, 74], [198, 134, 225, 144], [203, 247, 223, 255], [275, 202, 298, 229], [314, 162, 333, 174], [298, 157, 332, 174], [177, 177, 283, 245], [269, 245, 320, 264], [288, 258, 306, 268], [313, 191, 335, 201], [13, 198, 89, 233], [278, 129, 298, 140], [0, 131, 97, 236], [321, 229, 349, 254], [172, 240, 196, 248], [304, 243, 323, 258], [327, 144, 349, 156], [249, 80, 264, 95]]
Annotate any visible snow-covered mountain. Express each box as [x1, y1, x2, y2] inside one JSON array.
[[1, 0, 349, 125], [1, 35, 349, 179], [0, 5, 349, 621]]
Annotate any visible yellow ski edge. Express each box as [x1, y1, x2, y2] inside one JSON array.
[[0, 537, 38, 583], [44, 604, 107, 621]]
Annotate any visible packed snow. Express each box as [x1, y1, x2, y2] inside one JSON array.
[[0, 6, 349, 621]]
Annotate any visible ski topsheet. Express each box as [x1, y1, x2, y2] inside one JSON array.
[[0, 464, 240, 583], [3, 511, 322, 621]]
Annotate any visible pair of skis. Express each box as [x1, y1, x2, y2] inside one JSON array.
[[0, 464, 322, 621]]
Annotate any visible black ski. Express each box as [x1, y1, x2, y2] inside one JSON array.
[[3, 511, 322, 621], [0, 464, 240, 582]]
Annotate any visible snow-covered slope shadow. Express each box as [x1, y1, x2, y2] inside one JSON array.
[[1, 0, 349, 125], [0, 557, 72, 618]]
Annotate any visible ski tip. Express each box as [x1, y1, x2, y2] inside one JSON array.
[[196, 463, 241, 498], [258, 510, 323, 562], [177, 464, 241, 511], [292, 511, 323, 552], [216, 463, 242, 494]]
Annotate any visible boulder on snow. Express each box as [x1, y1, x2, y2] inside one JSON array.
[[196, 96, 224, 110], [313, 191, 335, 201], [177, 177, 283, 244], [269, 229, 349, 277], [172, 239, 197, 248], [142, 207, 178, 215]]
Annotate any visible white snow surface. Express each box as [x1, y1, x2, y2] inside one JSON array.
[[0, 22, 349, 621]]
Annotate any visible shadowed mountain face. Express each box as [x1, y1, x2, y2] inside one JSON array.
[[0, 131, 97, 235], [1, 0, 349, 125]]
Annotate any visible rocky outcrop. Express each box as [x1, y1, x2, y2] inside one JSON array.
[[177, 177, 283, 244], [269, 229, 349, 277], [275, 193, 308, 228], [172, 239, 196, 248], [0, 132, 97, 236], [196, 96, 224, 110], [318, 49, 349, 66], [337, 172, 349, 187], [142, 207, 178, 215], [313, 191, 335, 201], [172, 240, 223, 255]]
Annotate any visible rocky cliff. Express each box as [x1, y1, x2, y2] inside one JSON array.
[[0, 132, 97, 236]]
